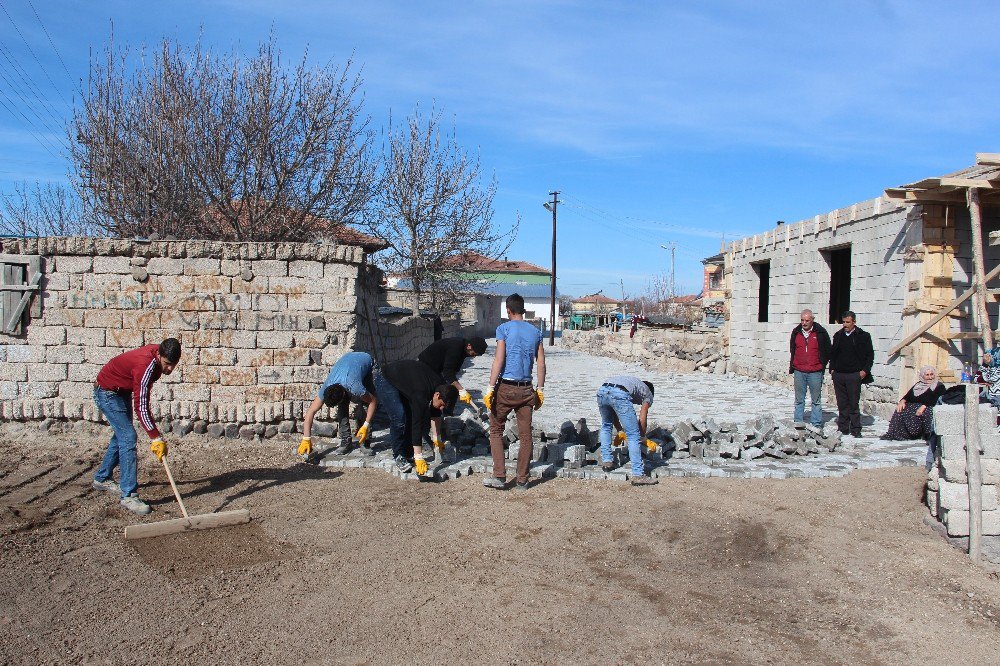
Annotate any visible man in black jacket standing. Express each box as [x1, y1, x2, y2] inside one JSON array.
[[788, 309, 832, 429], [829, 310, 874, 437]]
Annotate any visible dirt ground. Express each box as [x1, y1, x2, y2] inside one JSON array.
[[2, 432, 999, 665]]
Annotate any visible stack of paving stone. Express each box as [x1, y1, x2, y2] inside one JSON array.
[[928, 403, 1000, 537], [663, 415, 841, 461]]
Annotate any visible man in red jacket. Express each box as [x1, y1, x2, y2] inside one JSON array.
[[91, 338, 182, 515], [788, 309, 831, 431]]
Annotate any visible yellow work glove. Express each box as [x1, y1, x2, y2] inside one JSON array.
[[534, 387, 544, 410], [150, 439, 167, 461], [356, 422, 371, 444], [613, 431, 626, 447], [459, 389, 473, 405], [297, 437, 312, 457], [483, 389, 494, 411], [414, 458, 429, 476], [645, 438, 657, 452], [433, 439, 445, 452]]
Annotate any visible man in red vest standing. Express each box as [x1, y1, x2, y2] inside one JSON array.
[[91, 338, 182, 515], [788, 309, 831, 432]]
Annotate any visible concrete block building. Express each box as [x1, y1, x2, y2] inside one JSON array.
[[725, 153, 1000, 418]]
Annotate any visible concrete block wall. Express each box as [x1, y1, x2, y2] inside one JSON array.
[[929, 403, 1000, 537], [726, 196, 915, 419], [0, 236, 374, 431]]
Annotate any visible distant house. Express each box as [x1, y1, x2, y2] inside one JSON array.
[[701, 252, 726, 300], [387, 251, 560, 331], [569, 292, 621, 329]]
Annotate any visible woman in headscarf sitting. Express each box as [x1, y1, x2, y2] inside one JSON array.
[[881, 365, 947, 441]]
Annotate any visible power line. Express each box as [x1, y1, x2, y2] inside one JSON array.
[[0, 42, 71, 137], [25, 0, 72, 79], [0, 0, 72, 113], [0, 45, 69, 139]]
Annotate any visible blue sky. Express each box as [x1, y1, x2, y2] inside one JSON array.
[[0, 1, 998, 298]]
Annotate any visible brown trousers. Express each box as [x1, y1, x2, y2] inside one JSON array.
[[488, 383, 537, 483]]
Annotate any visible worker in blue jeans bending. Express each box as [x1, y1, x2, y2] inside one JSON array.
[[596, 375, 658, 486]]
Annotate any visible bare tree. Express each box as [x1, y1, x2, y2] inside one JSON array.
[[70, 37, 376, 240], [364, 107, 517, 314], [0, 182, 96, 238]]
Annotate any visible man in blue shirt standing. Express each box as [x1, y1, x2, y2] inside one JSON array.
[[299, 351, 379, 458], [483, 293, 546, 491]]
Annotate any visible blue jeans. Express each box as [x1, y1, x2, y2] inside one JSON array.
[[793, 370, 824, 426], [597, 385, 644, 476], [373, 369, 411, 458], [93, 387, 139, 498]]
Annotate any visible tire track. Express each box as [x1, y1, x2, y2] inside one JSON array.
[[0, 464, 60, 498], [3, 462, 93, 507]]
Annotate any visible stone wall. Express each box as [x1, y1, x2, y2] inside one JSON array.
[[929, 404, 1000, 537], [559, 328, 724, 373], [0, 236, 379, 435]]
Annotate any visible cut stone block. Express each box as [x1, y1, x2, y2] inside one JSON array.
[[937, 479, 998, 511], [564, 444, 586, 469], [941, 508, 1000, 537], [932, 405, 964, 437]]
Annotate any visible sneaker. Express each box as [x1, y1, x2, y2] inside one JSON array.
[[601, 461, 616, 472], [630, 475, 659, 486], [394, 455, 413, 473], [514, 481, 529, 491], [482, 476, 507, 489], [120, 494, 152, 515], [92, 479, 119, 495]]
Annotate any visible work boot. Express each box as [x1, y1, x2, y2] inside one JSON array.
[[120, 494, 152, 515], [332, 442, 354, 456], [482, 476, 507, 489], [601, 461, 616, 472], [394, 455, 413, 473], [92, 479, 119, 495], [358, 444, 375, 457], [630, 475, 659, 487]]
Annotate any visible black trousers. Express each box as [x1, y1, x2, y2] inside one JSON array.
[[832, 371, 863, 435]]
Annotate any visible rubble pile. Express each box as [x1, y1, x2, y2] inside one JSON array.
[[439, 411, 841, 468], [665, 415, 842, 461]]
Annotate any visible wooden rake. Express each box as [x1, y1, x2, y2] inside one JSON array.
[[124, 457, 250, 540]]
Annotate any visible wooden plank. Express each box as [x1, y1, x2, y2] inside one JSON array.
[[123, 509, 250, 540], [965, 386, 983, 563], [889, 261, 1000, 356], [968, 188, 994, 350], [940, 178, 999, 189], [944, 331, 983, 340], [976, 152, 1000, 166]]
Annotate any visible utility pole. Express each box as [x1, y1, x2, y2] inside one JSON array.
[[620, 279, 626, 318], [660, 242, 676, 299], [543, 191, 560, 346]]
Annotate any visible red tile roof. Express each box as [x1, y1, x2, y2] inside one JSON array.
[[202, 201, 388, 252], [573, 293, 620, 305], [439, 251, 549, 274]]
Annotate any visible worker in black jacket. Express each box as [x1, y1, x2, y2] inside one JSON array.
[[417, 336, 488, 405], [372, 359, 459, 476], [828, 310, 874, 437], [417, 336, 488, 453]]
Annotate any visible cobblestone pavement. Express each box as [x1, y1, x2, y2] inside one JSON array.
[[319, 343, 927, 480]]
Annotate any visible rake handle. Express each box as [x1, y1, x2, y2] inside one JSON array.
[[160, 456, 189, 519]]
